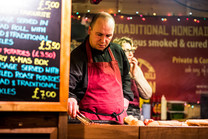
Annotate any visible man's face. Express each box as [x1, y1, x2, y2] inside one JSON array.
[[88, 18, 114, 51]]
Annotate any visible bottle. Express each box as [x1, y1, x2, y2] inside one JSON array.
[[142, 101, 151, 120], [161, 95, 167, 120], [151, 93, 157, 120], [156, 95, 161, 120]]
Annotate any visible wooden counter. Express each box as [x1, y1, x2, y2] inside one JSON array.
[[68, 124, 139, 139], [140, 126, 208, 139], [68, 124, 208, 139]]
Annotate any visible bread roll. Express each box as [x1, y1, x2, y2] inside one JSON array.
[[186, 119, 208, 126], [147, 121, 160, 126], [181, 122, 188, 126], [129, 119, 145, 126], [124, 115, 134, 124], [124, 115, 145, 126], [136, 120, 145, 126], [129, 118, 138, 125], [157, 121, 182, 126]]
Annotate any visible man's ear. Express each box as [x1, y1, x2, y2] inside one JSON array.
[[88, 26, 92, 35]]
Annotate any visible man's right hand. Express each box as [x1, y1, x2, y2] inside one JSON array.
[[68, 98, 79, 119]]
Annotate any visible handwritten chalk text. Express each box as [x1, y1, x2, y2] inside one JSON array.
[[4, 48, 30, 57], [0, 62, 18, 70], [21, 64, 44, 73], [0, 88, 16, 95], [32, 87, 56, 100], [10, 56, 32, 64], [17, 79, 58, 89]]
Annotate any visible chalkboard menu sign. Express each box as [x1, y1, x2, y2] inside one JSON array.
[[0, 0, 70, 111]]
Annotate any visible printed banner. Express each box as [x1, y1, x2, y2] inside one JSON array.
[[113, 15, 208, 103]]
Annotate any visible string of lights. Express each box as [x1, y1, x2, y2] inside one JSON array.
[[72, 11, 207, 24]]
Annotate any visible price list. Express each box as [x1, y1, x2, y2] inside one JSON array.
[[0, 0, 62, 102]]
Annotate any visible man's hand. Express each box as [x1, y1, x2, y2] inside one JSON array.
[[124, 98, 129, 111], [68, 98, 79, 119]]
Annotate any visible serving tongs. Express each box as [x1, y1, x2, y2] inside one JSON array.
[[76, 111, 94, 125]]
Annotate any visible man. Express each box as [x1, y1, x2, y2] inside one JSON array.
[[68, 12, 133, 123], [113, 37, 152, 119]]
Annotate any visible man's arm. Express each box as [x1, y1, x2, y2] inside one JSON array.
[[68, 45, 86, 118]]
